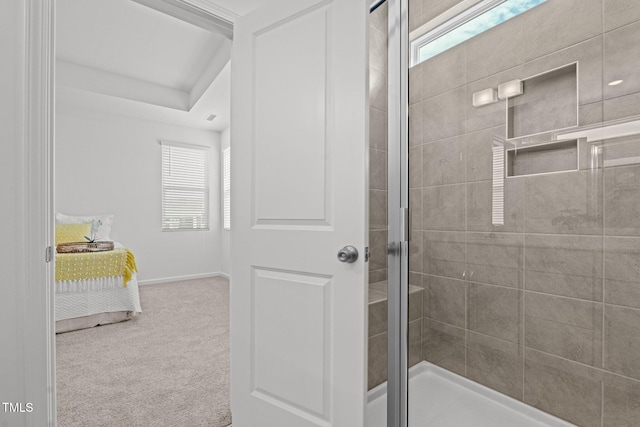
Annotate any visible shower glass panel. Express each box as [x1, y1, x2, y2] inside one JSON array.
[[406, 0, 640, 426], [367, 0, 390, 420]]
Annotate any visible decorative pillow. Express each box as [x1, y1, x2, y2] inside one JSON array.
[[55, 222, 93, 245], [55, 213, 114, 241]]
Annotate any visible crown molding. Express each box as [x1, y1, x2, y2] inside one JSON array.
[[131, 0, 235, 39], [56, 59, 191, 111]]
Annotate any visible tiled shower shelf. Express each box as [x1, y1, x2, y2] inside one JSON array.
[[368, 281, 424, 390], [506, 139, 578, 177]]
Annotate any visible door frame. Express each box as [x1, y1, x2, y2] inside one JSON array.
[[29, 1, 233, 424], [386, 1, 410, 426]]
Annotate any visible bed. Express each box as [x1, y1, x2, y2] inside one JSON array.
[[54, 213, 143, 333]]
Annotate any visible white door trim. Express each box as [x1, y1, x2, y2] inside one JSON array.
[[24, 0, 56, 425]]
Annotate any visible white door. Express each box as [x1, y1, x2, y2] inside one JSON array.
[[230, 0, 369, 426]]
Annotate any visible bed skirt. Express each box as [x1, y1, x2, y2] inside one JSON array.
[[56, 311, 137, 333], [55, 272, 142, 333]]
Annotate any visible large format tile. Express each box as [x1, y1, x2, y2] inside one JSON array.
[[604, 0, 640, 31], [409, 188, 423, 231], [368, 332, 387, 390], [369, 269, 386, 284], [604, 236, 640, 309], [370, 189, 387, 231], [409, 60, 423, 106], [467, 332, 523, 400], [370, 148, 387, 191], [420, 0, 462, 25], [423, 183, 466, 231], [604, 21, 640, 101], [580, 102, 604, 126], [525, 170, 603, 235], [466, 15, 524, 84], [605, 164, 640, 236], [409, 319, 422, 367], [603, 373, 640, 427], [409, 145, 422, 188], [421, 88, 465, 143], [369, 229, 388, 271], [422, 137, 465, 186], [409, 230, 423, 273], [424, 275, 465, 327], [466, 232, 523, 288], [604, 304, 640, 381], [525, 292, 603, 366], [422, 318, 466, 376], [370, 66, 388, 112], [524, 349, 603, 427], [409, 285, 424, 323], [408, 0, 422, 31], [423, 231, 466, 278], [409, 102, 422, 147], [525, 270, 602, 303], [467, 283, 522, 343], [522, 0, 602, 62], [368, 295, 387, 338], [603, 92, 640, 121], [467, 179, 525, 233], [464, 126, 505, 183], [370, 107, 387, 151], [524, 234, 603, 300], [524, 36, 603, 106], [421, 43, 466, 100]]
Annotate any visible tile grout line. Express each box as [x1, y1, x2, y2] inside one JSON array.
[[525, 347, 640, 384]]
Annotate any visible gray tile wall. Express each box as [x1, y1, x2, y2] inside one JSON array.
[[409, 0, 640, 425]]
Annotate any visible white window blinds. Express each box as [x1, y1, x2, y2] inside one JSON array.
[[223, 147, 231, 230], [161, 141, 210, 231]]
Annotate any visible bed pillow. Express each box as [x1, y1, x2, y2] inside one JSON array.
[[55, 222, 93, 245], [56, 213, 114, 241]]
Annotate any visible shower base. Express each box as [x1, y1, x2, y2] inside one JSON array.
[[366, 361, 575, 427]]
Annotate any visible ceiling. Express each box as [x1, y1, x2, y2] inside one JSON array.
[[56, 0, 264, 131]]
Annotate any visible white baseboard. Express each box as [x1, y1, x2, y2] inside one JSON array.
[[138, 272, 229, 285]]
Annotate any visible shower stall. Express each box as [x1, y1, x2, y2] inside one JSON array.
[[369, 0, 640, 426]]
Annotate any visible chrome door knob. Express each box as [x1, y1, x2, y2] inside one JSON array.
[[337, 245, 359, 263]]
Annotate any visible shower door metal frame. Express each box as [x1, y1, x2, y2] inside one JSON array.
[[386, 0, 410, 426]]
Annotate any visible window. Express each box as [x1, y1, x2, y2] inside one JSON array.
[[411, 0, 546, 66], [223, 146, 231, 230], [161, 141, 210, 231]]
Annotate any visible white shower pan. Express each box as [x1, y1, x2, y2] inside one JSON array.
[[366, 361, 575, 427]]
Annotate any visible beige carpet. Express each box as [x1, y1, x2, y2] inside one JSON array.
[[56, 277, 231, 427]]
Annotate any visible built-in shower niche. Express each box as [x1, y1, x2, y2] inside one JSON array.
[[506, 139, 578, 177], [507, 63, 578, 139]]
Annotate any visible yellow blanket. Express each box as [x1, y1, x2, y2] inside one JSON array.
[[56, 248, 138, 286]]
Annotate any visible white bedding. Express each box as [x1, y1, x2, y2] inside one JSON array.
[[55, 241, 142, 324]]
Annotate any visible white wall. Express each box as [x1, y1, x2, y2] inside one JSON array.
[[56, 103, 223, 282], [0, 0, 26, 422], [221, 127, 231, 277]]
